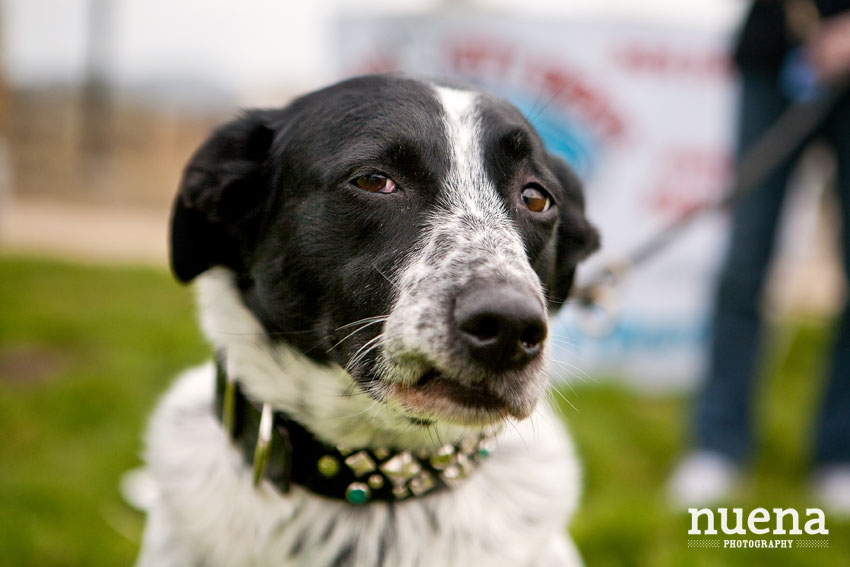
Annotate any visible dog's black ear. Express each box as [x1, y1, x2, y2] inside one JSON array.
[[546, 154, 600, 310], [170, 112, 275, 283]]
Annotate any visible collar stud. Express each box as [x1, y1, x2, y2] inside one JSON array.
[[345, 482, 371, 505]]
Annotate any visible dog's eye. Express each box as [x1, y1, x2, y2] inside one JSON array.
[[521, 185, 552, 213], [352, 173, 396, 194]]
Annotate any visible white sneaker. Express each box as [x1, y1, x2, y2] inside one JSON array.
[[667, 450, 740, 509], [812, 464, 850, 519]]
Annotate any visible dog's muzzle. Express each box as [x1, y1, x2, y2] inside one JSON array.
[[382, 276, 550, 427]]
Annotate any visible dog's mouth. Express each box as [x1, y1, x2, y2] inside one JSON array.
[[389, 369, 525, 426]]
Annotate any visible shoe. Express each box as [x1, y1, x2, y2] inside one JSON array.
[[811, 464, 850, 519], [667, 450, 740, 509]]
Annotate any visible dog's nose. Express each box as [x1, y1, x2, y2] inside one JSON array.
[[454, 283, 547, 370]]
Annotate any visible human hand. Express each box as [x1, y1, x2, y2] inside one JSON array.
[[807, 13, 850, 83]]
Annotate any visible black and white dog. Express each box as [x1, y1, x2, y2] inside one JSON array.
[[138, 75, 599, 566]]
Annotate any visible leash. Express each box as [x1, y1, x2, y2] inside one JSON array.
[[571, 79, 849, 330]]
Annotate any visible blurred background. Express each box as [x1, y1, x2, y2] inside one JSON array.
[[1, 0, 847, 565]]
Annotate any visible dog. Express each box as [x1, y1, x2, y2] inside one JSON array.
[[137, 74, 599, 566]]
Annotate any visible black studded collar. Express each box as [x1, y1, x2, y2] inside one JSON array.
[[213, 354, 496, 505]]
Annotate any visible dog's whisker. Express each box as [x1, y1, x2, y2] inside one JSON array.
[[524, 75, 578, 129], [425, 426, 440, 451], [431, 423, 445, 449], [549, 373, 580, 400], [207, 328, 316, 338], [548, 386, 579, 413], [505, 417, 530, 452], [335, 315, 390, 331], [334, 396, 385, 422], [327, 319, 388, 353], [545, 390, 576, 422], [548, 357, 597, 386], [344, 336, 385, 374], [528, 412, 541, 441], [388, 420, 417, 447], [341, 381, 359, 398], [336, 381, 372, 402], [354, 340, 385, 364], [344, 334, 384, 368], [543, 389, 560, 415], [547, 364, 591, 387], [372, 264, 402, 293], [546, 339, 588, 358], [349, 333, 384, 359], [546, 335, 583, 349]]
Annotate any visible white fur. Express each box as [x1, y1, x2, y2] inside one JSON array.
[[139, 83, 584, 566], [139, 271, 582, 566], [379, 86, 548, 422]]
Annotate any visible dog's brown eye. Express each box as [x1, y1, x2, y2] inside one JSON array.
[[521, 186, 551, 213], [352, 174, 396, 194]]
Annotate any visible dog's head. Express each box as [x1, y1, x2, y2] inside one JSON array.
[[172, 75, 598, 431]]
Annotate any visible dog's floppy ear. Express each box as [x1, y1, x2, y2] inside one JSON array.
[[170, 112, 275, 283], [546, 154, 600, 310]]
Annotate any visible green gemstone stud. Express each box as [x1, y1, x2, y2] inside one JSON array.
[[345, 482, 371, 505]]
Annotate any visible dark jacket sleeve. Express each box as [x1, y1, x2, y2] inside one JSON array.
[[733, 0, 850, 71]]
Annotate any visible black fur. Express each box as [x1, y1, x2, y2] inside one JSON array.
[[170, 75, 598, 369]]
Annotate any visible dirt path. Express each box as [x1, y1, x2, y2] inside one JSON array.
[[0, 196, 169, 267]]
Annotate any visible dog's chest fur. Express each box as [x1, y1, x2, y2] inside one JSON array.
[[139, 76, 598, 567], [142, 364, 579, 567]]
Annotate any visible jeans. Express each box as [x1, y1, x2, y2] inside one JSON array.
[[694, 69, 850, 466]]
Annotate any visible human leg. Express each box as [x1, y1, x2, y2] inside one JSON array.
[[813, 92, 850, 468], [693, 70, 802, 463], [669, 71, 805, 507], [810, 93, 850, 517]]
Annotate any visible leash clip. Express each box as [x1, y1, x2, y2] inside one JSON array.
[[570, 258, 631, 338], [252, 403, 274, 487], [222, 375, 237, 435]]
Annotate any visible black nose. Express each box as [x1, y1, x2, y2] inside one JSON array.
[[454, 283, 547, 370]]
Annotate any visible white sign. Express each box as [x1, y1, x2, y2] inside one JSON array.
[[334, 14, 736, 391]]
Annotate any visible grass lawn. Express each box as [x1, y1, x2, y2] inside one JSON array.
[[1, 255, 847, 566]]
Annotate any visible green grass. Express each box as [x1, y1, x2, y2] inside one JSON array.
[[557, 319, 850, 566], [1, 255, 847, 566], [0, 256, 207, 566]]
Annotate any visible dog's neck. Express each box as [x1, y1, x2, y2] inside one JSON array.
[[212, 352, 498, 504], [195, 268, 493, 452]]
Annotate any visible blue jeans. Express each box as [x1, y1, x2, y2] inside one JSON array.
[[694, 69, 850, 466]]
